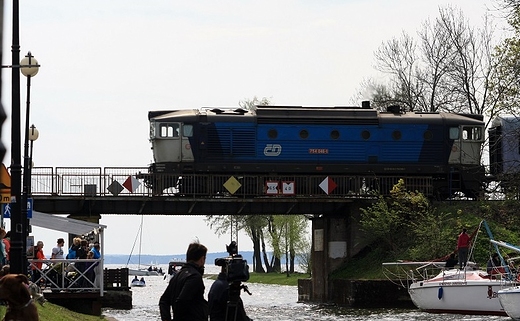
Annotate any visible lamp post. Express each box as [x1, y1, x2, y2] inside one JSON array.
[[20, 52, 39, 273], [27, 125, 39, 194], [10, 0, 24, 275], [25, 124, 39, 242]]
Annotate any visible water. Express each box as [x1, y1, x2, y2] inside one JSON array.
[[102, 265, 511, 321]]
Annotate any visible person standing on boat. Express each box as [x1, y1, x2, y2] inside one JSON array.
[[159, 242, 208, 321], [457, 228, 471, 269], [487, 253, 502, 275]]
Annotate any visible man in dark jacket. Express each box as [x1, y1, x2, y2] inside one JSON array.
[[208, 267, 252, 321], [159, 242, 208, 321]]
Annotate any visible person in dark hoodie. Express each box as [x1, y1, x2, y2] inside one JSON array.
[[208, 265, 252, 321], [159, 242, 208, 321]]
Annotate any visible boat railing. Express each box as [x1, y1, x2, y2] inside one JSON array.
[[28, 258, 103, 296], [382, 261, 446, 287]]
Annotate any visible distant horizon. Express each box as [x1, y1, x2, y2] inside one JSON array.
[[107, 251, 256, 265]]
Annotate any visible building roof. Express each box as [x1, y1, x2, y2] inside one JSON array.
[[31, 211, 106, 236]]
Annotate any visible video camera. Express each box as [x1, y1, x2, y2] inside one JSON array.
[[215, 241, 250, 283]]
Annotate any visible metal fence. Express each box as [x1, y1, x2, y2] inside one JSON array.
[[28, 167, 433, 198], [29, 258, 103, 295]]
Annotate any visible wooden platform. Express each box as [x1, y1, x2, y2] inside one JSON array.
[[43, 268, 132, 315]]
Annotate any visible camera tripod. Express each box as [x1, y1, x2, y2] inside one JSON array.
[[225, 281, 252, 321]]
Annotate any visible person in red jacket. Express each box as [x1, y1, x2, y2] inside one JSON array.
[[457, 228, 471, 269]]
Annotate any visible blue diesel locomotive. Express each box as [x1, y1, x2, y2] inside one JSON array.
[[145, 101, 485, 198]]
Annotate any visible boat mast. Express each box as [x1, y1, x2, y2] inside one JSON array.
[[138, 214, 143, 270]]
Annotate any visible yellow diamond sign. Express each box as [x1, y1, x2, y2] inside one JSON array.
[[223, 176, 241, 194]]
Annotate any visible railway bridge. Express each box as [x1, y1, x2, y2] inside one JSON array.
[[26, 166, 434, 302]]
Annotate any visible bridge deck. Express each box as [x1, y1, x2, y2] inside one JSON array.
[[27, 167, 433, 215]]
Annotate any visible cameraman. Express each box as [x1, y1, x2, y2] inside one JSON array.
[[159, 242, 208, 321], [208, 265, 252, 321]]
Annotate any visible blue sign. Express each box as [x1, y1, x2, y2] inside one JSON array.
[[2, 198, 32, 218]]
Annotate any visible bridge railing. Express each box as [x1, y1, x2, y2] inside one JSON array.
[[28, 167, 433, 198]]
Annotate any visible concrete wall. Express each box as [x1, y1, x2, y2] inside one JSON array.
[[310, 201, 376, 303], [299, 278, 414, 308]]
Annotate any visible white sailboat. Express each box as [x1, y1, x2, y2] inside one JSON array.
[[126, 215, 163, 276], [383, 220, 518, 317], [493, 240, 520, 320]]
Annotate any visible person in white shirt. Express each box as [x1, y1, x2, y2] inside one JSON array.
[[51, 238, 65, 259]]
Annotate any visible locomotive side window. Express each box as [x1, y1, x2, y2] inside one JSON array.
[[268, 129, 278, 139], [300, 130, 309, 139], [462, 126, 483, 141], [392, 130, 402, 140], [361, 130, 370, 140], [183, 124, 193, 137], [449, 127, 459, 140], [159, 123, 180, 138], [331, 130, 340, 139]]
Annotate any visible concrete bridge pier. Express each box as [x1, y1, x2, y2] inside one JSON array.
[[310, 202, 366, 302]]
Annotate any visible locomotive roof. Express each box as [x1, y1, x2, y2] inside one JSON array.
[[149, 107, 484, 126]]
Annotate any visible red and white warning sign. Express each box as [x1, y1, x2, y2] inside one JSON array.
[[319, 176, 337, 195], [123, 176, 141, 193]]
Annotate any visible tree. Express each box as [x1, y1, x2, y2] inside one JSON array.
[[238, 96, 272, 110], [488, 1, 520, 117], [363, 6, 498, 116], [204, 214, 269, 273], [270, 215, 309, 274], [360, 179, 431, 254]]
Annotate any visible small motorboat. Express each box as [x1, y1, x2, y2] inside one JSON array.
[[131, 277, 146, 287], [164, 260, 186, 282]]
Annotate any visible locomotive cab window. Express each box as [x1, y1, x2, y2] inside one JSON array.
[[159, 123, 180, 138], [462, 126, 483, 141], [449, 127, 459, 140], [183, 124, 193, 137]]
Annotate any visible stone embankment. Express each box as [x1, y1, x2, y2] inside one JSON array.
[[298, 278, 415, 308]]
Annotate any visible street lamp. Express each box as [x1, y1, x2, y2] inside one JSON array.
[[26, 125, 39, 237], [20, 52, 39, 273]]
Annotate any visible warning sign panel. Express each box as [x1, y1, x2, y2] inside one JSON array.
[[0, 164, 11, 204]]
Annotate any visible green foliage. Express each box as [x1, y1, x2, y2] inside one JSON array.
[[247, 272, 308, 286], [0, 302, 108, 321], [341, 196, 520, 279], [360, 179, 431, 255], [359, 179, 520, 265], [407, 211, 456, 261]]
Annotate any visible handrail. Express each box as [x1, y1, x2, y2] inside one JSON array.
[[28, 258, 103, 296], [29, 166, 434, 198]]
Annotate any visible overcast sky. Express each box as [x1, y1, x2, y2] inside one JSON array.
[[0, 0, 505, 256]]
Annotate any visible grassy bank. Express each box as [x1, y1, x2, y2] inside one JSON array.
[[247, 272, 310, 286], [0, 302, 110, 321], [206, 272, 310, 286]]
